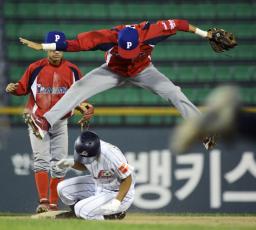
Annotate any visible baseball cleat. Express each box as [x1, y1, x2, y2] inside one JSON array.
[[203, 135, 216, 150], [36, 200, 49, 213], [104, 211, 126, 220], [170, 86, 240, 153], [49, 204, 58, 211], [23, 113, 49, 139]]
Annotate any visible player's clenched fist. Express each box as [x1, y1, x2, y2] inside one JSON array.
[[6, 83, 19, 93], [101, 199, 121, 214]]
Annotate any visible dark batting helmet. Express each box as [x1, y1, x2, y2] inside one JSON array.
[[74, 131, 101, 164]]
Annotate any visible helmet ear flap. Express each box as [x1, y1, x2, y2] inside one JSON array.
[[74, 138, 85, 154]]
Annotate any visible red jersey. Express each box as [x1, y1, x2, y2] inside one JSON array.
[[63, 19, 189, 77], [13, 58, 82, 117]]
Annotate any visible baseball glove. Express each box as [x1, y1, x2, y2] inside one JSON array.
[[208, 28, 237, 52], [76, 102, 94, 129]]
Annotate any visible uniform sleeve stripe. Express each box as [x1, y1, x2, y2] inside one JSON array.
[[94, 43, 116, 51], [142, 21, 151, 30], [69, 66, 80, 81], [144, 35, 170, 45], [28, 65, 45, 91]]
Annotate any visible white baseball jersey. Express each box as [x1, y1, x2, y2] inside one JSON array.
[[57, 140, 135, 220], [84, 140, 135, 192]]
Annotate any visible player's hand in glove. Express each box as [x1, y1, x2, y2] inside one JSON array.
[[56, 158, 74, 170], [76, 103, 94, 128], [101, 199, 121, 215], [208, 28, 237, 52]]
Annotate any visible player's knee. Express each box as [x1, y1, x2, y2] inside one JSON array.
[[74, 201, 104, 220], [157, 84, 182, 99], [57, 180, 75, 205], [74, 201, 83, 218], [57, 180, 68, 204], [56, 180, 65, 197], [166, 85, 186, 102], [33, 158, 50, 172], [33, 165, 49, 173], [167, 85, 181, 94], [74, 201, 92, 219]]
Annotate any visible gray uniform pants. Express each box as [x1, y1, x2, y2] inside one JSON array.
[[45, 64, 200, 126], [29, 119, 68, 178]]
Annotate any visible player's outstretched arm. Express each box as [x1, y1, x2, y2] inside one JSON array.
[[188, 24, 212, 39], [56, 159, 87, 171], [19, 37, 43, 50]]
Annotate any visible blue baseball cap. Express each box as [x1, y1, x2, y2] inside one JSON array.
[[118, 27, 140, 59], [44, 31, 66, 43]]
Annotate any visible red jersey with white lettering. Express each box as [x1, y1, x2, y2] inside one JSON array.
[[64, 19, 189, 77], [13, 58, 82, 117]]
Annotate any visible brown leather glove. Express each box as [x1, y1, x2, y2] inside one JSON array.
[[208, 28, 237, 52], [76, 103, 94, 128]]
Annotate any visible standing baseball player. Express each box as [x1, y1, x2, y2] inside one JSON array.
[[5, 31, 94, 213], [19, 19, 236, 150], [56, 130, 135, 220]]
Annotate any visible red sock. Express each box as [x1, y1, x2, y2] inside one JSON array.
[[34, 171, 49, 202], [49, 177, 64, 206]]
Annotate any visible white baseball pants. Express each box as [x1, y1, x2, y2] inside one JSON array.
[[57, 175, 135, 220]]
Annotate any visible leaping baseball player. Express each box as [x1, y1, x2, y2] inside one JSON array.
[[56, 130, 135, 220], [19, 19, 237, 151]]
